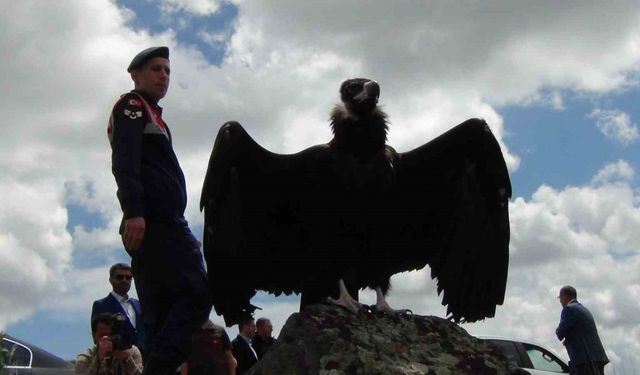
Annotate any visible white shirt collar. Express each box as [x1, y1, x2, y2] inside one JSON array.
[[111, 291, 129, 302], [110, 291, 136, 328], [239, 333, 252, 344]]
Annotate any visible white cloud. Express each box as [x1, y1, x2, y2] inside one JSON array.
[[197, 30, 228, 48], [223, 1, 640, 105], [374, 163, 640, 370], [504, 179, 640, 366], [158, 0, 223, 16], [589, 109, 640, 145], [0, 179, 72, 327], [0, 0, 171, 328], [592, 159, 635, 185], [2, 1, 640, 371]]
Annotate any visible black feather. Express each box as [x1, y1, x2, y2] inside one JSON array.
[[200, 79, 511, 326]]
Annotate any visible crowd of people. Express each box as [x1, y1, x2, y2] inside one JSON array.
[[77, 46, 608, 375], [75, 263, 276, 375]]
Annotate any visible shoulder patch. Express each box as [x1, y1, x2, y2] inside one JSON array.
[[128, 98, 143, 107], [124, 108, 144, 120]]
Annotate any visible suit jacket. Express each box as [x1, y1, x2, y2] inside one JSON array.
[[231, 335, 257, 375], [251, 335, 276, 360], [91, 293, 144, 351], [556, 300, 608, 365]]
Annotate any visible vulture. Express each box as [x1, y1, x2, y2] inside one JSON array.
[[200, 78, 511, 327]]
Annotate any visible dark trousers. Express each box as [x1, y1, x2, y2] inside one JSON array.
[[571, 361, 606, 375], [130, 220, 211, 371]]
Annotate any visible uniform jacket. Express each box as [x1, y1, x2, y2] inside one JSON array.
[[556, 300, 609, 365], [108, 90, 188, 224], [231, 335, 257, 375], [91, 293, 144, 351]]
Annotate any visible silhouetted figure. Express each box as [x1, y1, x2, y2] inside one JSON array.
[[251, 318, 276, 360], [556, 285, 609, 375], [231, 317, 257, 374], [181, 320, 236, 375], [108, 46, 211, 375]]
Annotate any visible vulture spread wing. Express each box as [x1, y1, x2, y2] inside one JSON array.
[[201, 118, 511, 326], [384, 118, 511, 322], [200, 121, 333, 325]]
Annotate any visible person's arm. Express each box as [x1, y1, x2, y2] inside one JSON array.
[[90, 301, 99, 333], [556, 305, 577, 341], [180, 361, 189, 375], [116, 345, 143, 375], [110, 96, 147, 251], [220, 330, 237, 374], [225, 350, 237, 375], [75, 350, 109, 375], [74, 352, 93, 375]]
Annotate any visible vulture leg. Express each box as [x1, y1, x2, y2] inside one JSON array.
[[372, 287, 412, 315], [325, 279, 366, 313]]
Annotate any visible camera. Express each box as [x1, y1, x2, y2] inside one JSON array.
[[109, 313, 133, 351]]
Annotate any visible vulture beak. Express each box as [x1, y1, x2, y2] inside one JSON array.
[[353, 80, 380, 106]]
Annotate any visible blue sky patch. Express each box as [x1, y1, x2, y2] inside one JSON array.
[[501, 92, 639, 198], [66, 204, 104, 233], [117, 0, 238, 66], [6, 310, 91, 360]]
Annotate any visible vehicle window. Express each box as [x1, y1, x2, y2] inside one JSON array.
[[523, 343, 565, 373], [486, 339, 522, 367], [1, 338, 32, 367]]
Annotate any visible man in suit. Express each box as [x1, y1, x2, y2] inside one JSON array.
[[556, 285, 609, 375], [92, 263, 144, 354], [251, 317, 276, 360], [231, 316, 258, 374]]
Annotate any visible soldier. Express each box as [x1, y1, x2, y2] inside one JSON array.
[[108, 46, 211, 375]]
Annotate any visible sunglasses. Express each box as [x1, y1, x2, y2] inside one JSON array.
[[115, 274, 133, 281]]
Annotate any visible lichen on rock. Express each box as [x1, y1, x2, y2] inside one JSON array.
[[247, 304, 519, 375]]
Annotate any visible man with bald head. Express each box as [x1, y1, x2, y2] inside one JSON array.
[[252, 317, 276, 360], [108, 46, 211, 375], [556, 285, 609, 375]]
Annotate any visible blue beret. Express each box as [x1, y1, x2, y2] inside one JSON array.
[[127, 46, 169, 72]]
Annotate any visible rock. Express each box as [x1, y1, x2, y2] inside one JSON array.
[[247, 304, 519, 375]]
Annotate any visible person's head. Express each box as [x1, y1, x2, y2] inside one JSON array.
[[109, 263, 133, 296], [91, 313, 113, 344], [238, 316, 256, 339], [201, 319, 216, 330], [558, 285, 577, 307], [255, 318, 273, 339], [128, 46, 170, 101]]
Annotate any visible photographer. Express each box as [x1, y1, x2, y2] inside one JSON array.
[[76, 313, 143, 375]]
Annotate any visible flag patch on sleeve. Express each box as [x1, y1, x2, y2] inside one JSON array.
[[124, 109, 143, 119]]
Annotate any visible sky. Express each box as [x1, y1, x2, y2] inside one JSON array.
[[1, 0, 639, 372]]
